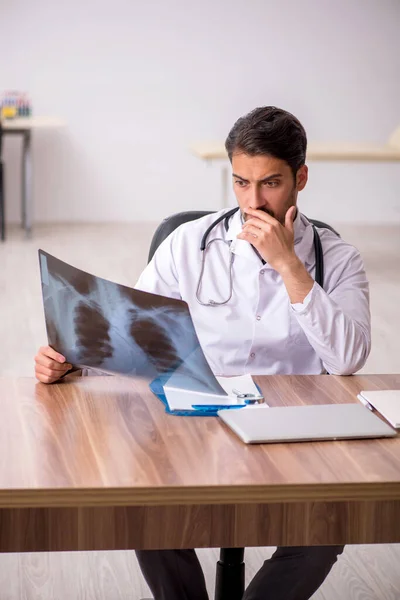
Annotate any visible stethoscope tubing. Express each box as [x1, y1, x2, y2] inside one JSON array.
[[196, 208, 323, 306]]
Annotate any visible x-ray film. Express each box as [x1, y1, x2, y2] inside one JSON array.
[[38, 250, 225, 395]]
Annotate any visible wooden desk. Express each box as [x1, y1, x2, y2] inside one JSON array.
[[1, 117, 65, 236], [1, 374, 400, 553]]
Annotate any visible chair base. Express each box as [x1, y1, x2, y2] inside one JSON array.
[[215, 548, 245, 600]]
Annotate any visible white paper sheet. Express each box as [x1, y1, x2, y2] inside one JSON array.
[[164, 374, 265, 411], [216, 374, 262, 398]]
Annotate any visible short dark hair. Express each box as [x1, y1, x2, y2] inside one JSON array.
[[225, 106, 307, 177]]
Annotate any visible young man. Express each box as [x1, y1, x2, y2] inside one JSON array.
[[35, 106, 371, 599]]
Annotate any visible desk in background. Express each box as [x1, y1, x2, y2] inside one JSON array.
[[0, 373, 399, 553], [191, 126, 400, 208], [2, 117, 65, 237]]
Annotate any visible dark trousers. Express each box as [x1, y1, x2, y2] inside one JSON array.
[[136, 545, 344, 600]]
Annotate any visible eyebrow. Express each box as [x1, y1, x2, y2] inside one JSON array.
[[232, 173, 283, 183]]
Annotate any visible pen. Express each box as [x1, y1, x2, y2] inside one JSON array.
[[192, 404, 246, 411], [357, 394, 373, 411], [255, 382, 264, 396]]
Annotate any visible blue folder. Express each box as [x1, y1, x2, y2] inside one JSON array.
[[149, 374, 246, 417]]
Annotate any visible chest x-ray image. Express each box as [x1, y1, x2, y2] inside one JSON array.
[[38, 250, 225, 394]]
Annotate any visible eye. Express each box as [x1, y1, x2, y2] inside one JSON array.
[[263, 180, 279, 188], [234, 180, 247, 187]]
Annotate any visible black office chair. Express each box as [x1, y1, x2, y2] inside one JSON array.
[[0, 121, 5, 241], [147, 210, 338, 600]]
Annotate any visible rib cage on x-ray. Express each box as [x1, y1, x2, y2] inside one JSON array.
[[39, 250, 225, 395]]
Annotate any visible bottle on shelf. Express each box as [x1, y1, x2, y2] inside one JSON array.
[[0, 90, 32, 119]]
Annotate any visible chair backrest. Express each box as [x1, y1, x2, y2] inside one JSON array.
[[148, 210, 214, 263], [148, 210, 339, 263]]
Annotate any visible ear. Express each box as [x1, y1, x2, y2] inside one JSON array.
[[296, 165, 308, 191]]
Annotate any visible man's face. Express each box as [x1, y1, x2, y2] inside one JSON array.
[[231, 153, 308, 225]]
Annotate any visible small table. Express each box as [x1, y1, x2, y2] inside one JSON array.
[[2, 117, 65, 236]]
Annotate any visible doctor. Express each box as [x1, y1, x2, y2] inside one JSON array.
[[35, 106, 371, 600]]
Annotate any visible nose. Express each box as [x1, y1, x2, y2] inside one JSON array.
[[248, 185, 265, 209]]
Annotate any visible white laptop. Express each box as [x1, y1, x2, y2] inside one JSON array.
[[217, 403, 397, 444], [358, 390, 400, 429]]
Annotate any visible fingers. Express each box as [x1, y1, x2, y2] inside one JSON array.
[[39, 345, 67, 364], [245, 207, 279, 225], [35, 363, 69, 384], [35, 353, 72, 371], [245, 207, 297, 231], [285, 206, 296, 231], [238, 224, 263, 239], [34, 346, 72, 384], [242, 218, 273, 233]]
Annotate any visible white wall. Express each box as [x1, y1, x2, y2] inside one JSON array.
[[1, 0, 400, 224]]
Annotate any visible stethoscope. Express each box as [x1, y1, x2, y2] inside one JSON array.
[[195, 207, 324, 307]]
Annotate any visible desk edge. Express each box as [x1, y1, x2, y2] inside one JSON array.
[[1, 482, 400, 508]]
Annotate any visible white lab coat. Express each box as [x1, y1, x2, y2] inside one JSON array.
[[135, 209, 371, 376]]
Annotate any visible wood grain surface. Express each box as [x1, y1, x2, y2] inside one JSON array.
[[0, 374, 399, 551]]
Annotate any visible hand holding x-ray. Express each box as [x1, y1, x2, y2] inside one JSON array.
[[38, 250, 225, 394]]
